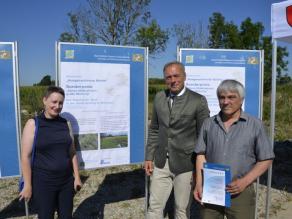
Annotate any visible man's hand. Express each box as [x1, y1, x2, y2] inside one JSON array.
[[144, 160, 154, 176], [193, 184, 203, 204], [226, 178, 248, 195]]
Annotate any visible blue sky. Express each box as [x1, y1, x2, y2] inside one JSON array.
[[0, 0, 291, 85]]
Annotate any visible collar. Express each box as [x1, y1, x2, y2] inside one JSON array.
[[215, 110, 247, 123], [170, 86, 186, 97]]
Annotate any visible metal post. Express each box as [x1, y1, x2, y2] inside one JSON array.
[[55, 41, 58, 86], [145, 47, 149, 219], [25, 200, 29, 218], [265, 39, 277, 219], [255, 177, 259, 219], [255, 49, 265, 219]]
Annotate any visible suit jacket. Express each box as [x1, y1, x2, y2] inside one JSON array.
[[146, 88, 209, 174]]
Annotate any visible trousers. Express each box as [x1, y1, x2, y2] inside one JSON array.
[[33, 173, 74, 219], [147, 159, 193, 219], [200, 184, 256, 219]]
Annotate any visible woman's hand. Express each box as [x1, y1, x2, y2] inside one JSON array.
[[19, 118, 35, 202], [19, 185, 32, 202], [74, 177, 82, 192]]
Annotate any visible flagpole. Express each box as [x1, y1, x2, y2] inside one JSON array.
[[265, 38, 277, 219]]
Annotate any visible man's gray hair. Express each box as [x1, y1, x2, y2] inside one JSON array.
[[163, 61, 185, 74], [217, 79, 245, 99]]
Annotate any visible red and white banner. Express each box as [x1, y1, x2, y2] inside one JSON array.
[[271, 0, 292, 42]]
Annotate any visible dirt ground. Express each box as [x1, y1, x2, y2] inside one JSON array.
[[0, 164, 291, 219]]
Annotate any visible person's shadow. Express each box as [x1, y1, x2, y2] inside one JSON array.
[[61, 112, 85, 167], [0, 174, 89, 218], [0, 198, 36, 218], [73, 168, 145, 219], [260, 140, 292, 193]]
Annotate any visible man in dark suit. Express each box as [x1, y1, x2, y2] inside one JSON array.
[[145, 61, 209, 219]]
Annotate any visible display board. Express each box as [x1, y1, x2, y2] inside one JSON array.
[[57, 43, 147, 169], [179, 49, 263, 118], [0, 42, 21, 177]]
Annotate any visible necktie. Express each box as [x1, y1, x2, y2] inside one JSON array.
[[169, 95, 175, 109]]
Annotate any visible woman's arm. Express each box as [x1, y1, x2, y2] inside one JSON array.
[[72, 154, 82, 191], [19, 119, 35, 201], [67, 121, 82, 191]]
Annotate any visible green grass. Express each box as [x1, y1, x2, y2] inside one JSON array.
[[148, 80, 292, 141], [100, 135, 128, 149], [148, 78, 165, 120], [263, 82, 292, 140], [20, 86, 47, 113], [20, 86, 48, 130], [19, 81, 292, 141]]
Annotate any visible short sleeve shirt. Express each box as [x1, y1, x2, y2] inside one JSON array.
[[195, 112, 274, 179]]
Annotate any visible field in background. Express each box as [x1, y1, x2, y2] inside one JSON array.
[[262, 83, 292, 140], [19, 80, 292, 140], [19, 86, 47, 130], [148, 79, 292, 141]]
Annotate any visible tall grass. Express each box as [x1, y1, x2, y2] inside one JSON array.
[[148, 79, 165, 119], [19, 86, 47, 130], [263, 82, 292, 140], [20, 81, 292, 141], [148, 79, 292, 141], [20, 86, 47, 113]]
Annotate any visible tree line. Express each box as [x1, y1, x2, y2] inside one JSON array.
[[57, 0, 290, 93]]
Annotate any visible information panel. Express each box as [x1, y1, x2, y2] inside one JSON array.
[[0, 42, 20, 177], [180, 49, 263, 118], [57, 43, 147, 169]]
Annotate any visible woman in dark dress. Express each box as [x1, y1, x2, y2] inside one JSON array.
[[19, 86, 82, 219]]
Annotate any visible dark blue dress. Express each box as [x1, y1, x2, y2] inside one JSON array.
[[32, 112, 74, 219]]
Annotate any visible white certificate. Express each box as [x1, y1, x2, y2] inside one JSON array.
[[202, 163, 231, 207]]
